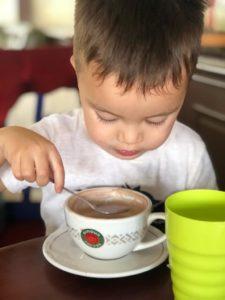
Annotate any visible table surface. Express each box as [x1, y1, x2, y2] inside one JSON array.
[[0, 237, 174, 300]]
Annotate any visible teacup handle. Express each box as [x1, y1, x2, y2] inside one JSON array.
[[133, 212, 166, 252]]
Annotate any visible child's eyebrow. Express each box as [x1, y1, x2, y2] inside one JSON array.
[[87, 100, 121, 117], [146, 105, 180, 118]]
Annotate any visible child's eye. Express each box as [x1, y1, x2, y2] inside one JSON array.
[[145, 119, 166, 126], [96, 112, 118, 123]]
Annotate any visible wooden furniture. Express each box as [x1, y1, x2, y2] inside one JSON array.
[[201, 33, 225, 48], [0, 237, 173, 300], [179, 55, 225, 190]]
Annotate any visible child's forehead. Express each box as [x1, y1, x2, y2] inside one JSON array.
[[81, 60, 188, 97], [83, 73, 186, 119]]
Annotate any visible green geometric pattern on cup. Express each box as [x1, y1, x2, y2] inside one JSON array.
[[71, 228, 146, 245], [166, 190, 225, 300]]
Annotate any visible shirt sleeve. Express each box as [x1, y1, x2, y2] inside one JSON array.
[[187, 144, 218, 190]]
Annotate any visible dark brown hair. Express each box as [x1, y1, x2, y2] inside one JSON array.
[[74, 0, 206, 93]]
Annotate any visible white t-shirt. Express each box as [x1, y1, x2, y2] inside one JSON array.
[[0, 108, 217, 234]]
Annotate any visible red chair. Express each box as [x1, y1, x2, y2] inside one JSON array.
[[0, 45, 76, 126], [0, 45, 77, 219]]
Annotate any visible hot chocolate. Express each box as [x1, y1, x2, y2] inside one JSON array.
[[69, 189, 148, 219], [71, 198, 146, 219]]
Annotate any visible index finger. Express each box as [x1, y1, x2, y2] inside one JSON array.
[[48, 149, 65, 193]]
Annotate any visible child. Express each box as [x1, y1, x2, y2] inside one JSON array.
[[0, 0, 217, 235]]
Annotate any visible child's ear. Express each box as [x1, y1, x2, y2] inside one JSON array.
[[70, 55, 76, 70]]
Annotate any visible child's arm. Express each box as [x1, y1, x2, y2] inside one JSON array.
[[187, 143, 218, 190], [0, 126, 64, 193]]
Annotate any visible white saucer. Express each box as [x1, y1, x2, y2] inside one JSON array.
[[42, 226, 168, 279]]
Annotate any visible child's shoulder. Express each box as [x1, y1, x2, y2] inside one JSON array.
[[30, 108, 83, 139], [41, 108, 82, 126], [36, 108, 82, 128], [169, 121, 206, 152]]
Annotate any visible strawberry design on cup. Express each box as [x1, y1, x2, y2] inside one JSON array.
[[81, 229, 104, 248]]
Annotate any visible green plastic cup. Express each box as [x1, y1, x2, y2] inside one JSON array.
[[166, 190, 225, 300]]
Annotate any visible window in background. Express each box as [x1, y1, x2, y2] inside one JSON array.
[[24, 0, 74, 39], [0, 0, 29, 49], [0, 0, 74, 49], [0, 0, 19, 25]]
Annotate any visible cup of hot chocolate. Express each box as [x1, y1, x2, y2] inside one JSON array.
[[64, 187, 166, 260]]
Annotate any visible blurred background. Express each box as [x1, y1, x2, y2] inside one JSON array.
[[0, 0, 224, 245]]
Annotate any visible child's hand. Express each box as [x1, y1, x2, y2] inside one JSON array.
[[0, 126, 64, 193]]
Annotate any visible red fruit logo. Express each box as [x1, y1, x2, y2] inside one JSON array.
[[81, 229, 104, 248]]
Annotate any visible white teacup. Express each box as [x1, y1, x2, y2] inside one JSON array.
[[64, 187, 166, 260]]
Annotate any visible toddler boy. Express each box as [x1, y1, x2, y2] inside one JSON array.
[[0, 0, 217, 234]]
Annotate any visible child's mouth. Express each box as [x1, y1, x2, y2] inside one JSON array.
[[116, 149, 140, 157]]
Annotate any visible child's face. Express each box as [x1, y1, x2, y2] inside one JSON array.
[[73, 59, 187, 160]]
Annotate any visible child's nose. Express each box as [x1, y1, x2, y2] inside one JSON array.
[[117, 127, 143, 145]]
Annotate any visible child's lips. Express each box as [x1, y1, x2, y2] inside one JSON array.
[[116, 149, 140, 157]]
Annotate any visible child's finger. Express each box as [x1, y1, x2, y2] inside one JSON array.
[[34, 154, 51, 187], [48, 150, 65, 193], [11, 155, 23, 181], [20, 155, 36, 182]]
